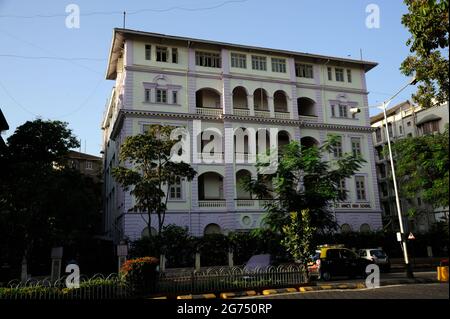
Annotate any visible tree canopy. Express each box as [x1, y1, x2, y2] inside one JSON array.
[[112, 124, 197, 235], [243, 136, 366, 233], [401, 0, 449, 108], [390, 127, 449, 212]]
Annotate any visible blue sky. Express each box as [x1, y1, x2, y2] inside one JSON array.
[[0, 0, 416, 155]]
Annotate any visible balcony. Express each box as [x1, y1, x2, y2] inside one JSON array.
[[195, 152, 224, 163], [254, 110, 271, 118], [274, 111, 290, 119], [233, 108, 250, 116], [196, 107, 222, 117], [235, 199, 257, 208], [198, 200, 226, 208], [235, 152, 256, 163]]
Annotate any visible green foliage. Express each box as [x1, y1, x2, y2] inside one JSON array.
[[281, 210, 315, 272], [401, 0, 449, 108], [244, 137, 365, 233], [129, 224, 195, 267], [112, 125, 197, 234], [389, 127, 449, 209], [0, 119, 101, 278]]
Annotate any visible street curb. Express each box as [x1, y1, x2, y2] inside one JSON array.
[[379, 278, 438, 286], [262, 288, 297, 295], [299, 283, 365, 292], [220, 291, 257, 299], [177, 293, 216, 299]]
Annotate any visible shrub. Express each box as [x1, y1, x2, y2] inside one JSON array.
[[121, 257, 159, 295]]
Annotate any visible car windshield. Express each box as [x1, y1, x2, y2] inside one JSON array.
[[370, 250, 386, 258], [244, 254, 271, 270]]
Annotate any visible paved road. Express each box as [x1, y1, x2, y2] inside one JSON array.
[[240, 283, 449, 299], [317, 270, 436, 285]]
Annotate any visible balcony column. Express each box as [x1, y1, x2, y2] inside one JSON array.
[[224, 122, 236, 211], [268, 96, 275, 118], [221, 49, 232, 115], [247, 94, 255, 116], [288, 58, 299, 120], [188, 121, 199, 212], [188, 48, 197, 114]]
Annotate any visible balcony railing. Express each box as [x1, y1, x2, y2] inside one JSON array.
[[254, 110, 271, 118], [274, 111, 290, 119], [233, 108, 250, 116], [196, 107, 223, 117], [235, 199, 257, 207], [235, 152, 256, 163], [298, 115, 318, 122], [198, 200, 226, 208], [195, 152, 224, 163]]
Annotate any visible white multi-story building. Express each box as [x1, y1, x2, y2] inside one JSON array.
[[371, 100, 449, 233], [102, 28, 382, 242]]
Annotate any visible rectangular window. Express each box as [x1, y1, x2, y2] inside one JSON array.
[[231, 53, 246, 68], [295, 63, 314, 78], [355, 176, 366, 200], [327, 67, 332, 80], [335, 68, 344, 82], [172, 48, 178, 63], [251, 55, 267, 71], [145, 44, 151, 60], [156, 89, 167, 103], [333, 136, 343, 158], [271, 58, 286, 73], [407, 121, 411, 127], [169, 177, 182, 200], [195, 51, 221, 68], [338, 104, 348, 118], [387, 123, 393, 137], [338, 179, 347, 200], [145, 89, 151, 102], [156, 46, 168, 62], [399, 125, 403, 134], [375, 128, 382, 142], [331, 104, 336, 117], [347, 69, 352, 82], [172, 91, 178, 104], [351, 137, 362, 157], [85, 161, 93, 170]]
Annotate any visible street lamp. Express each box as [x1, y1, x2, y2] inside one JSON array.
[[351, 77, 417, 278]]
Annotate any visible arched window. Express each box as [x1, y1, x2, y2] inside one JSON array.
[[297, 97, 316, 116], [196, 88, 221, 108], [236, 169, 252, 199], [274, 90, 288, 112], [232, 86, 248, 109], [277, 130, 290, 151], [253, 88, 268, 110], [360, 223, 371, 233], [204, 223, 222, 235], [141, 226, 157, 238], [300, 136, 319, 149], [198, 172, 224, 200], [341, 223, 352, 233]]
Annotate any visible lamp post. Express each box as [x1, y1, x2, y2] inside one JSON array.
[[351, 77, 416, 278]]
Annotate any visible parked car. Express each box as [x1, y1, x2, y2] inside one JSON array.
[[243, 254, 292, 271], [358, 248, 391, 272], [308, 246, 373, 281]]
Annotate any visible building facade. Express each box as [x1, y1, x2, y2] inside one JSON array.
[[67, 150, 102, 182], [102, 28, 382, 242], [371, 100, 449, 233]]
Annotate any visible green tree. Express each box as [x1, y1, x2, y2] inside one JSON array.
[[112, 124, 196, 235], [390, 127, 449, 216], [0, 119, 101, 277], [243, 136, 365, 234], [401, 0, 449, 108], [281, 210, 315, 277]]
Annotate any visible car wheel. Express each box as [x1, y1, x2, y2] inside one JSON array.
[[321, 271, 332, 281]]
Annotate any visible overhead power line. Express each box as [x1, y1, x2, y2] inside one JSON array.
[[0, 0, 249, 19]]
